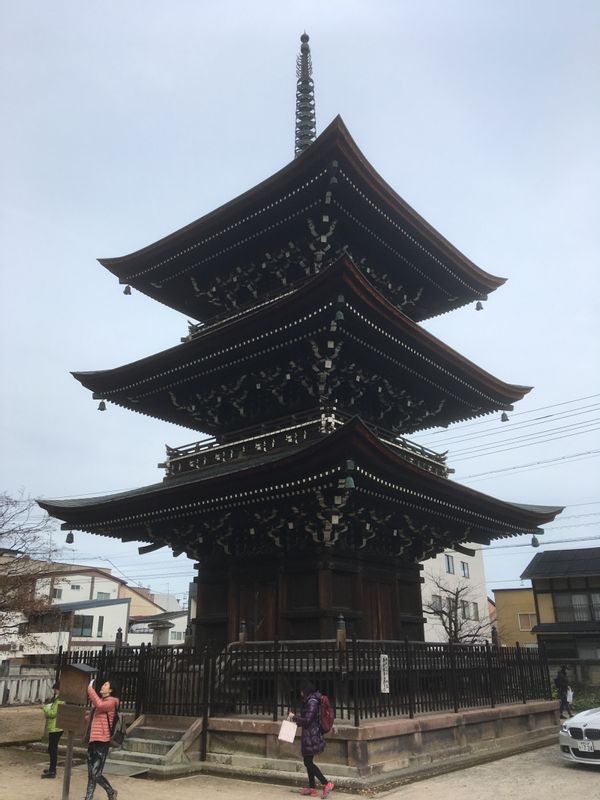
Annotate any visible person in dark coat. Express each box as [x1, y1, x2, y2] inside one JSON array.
[[288, 681, 334, 798], [555, 665, 573, 719]]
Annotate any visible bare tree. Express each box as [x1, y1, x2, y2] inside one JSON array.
[[0, 490, 57, 637], [423, 574, 493, 643]]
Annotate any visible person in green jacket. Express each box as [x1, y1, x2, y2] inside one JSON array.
[[41, 682, 64, 778]]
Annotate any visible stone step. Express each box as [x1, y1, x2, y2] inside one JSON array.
[[123, 737, 174, 755], [107, 749, 167, 766], [131, 726, 184, 742], [204, 752, 357, 778]]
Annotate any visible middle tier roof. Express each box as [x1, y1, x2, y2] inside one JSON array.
[[74, 256, 529, 437]]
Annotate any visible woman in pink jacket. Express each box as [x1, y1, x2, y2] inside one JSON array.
[[84, 678, 119, 800]]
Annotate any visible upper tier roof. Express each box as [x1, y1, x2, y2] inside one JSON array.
[[73, 256, 529, 437], [99, 116, 505, 323]]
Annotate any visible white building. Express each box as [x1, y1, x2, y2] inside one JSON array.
[[0, 559, 183, 671], [420, 545, 490, 643], [54, 597, 131, 652], [129, 610, 189, 646]]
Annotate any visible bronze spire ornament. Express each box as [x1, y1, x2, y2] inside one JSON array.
[[294, 33, 316, 157]]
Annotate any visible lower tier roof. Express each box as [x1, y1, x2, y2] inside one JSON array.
[[39, 418, 562, 564]]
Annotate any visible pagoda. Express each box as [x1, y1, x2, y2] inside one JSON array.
[[39, 35, 562, 646]]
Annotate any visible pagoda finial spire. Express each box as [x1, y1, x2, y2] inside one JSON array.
[[294, 32, 316, 158]]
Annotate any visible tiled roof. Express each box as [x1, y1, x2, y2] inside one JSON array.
[[521, 547, 600, 579]]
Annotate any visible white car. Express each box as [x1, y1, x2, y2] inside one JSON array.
[[559, 707, 600, 765]]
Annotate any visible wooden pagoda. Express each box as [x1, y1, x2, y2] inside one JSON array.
[[39, 39, 562, 646]]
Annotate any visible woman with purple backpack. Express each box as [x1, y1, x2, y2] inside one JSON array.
[[288, 681, 335, 798]]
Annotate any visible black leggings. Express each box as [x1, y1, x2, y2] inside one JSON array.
[[85, 741, 114, 799], [303, 754, 327, 788], [47, 730, 62, 772]]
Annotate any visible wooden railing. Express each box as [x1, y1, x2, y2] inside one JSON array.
[[0, 674, 55, 705], [160, 410, 449, 479]]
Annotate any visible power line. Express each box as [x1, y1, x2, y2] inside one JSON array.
[[450, 417, 600, 458], [451, 423, 600, 462], [479, 534, 600, 553], [422, 404, 600, 449], [417, 393, 600, 441], [458, 449, 600, 480]]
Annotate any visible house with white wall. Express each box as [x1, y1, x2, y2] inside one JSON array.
[[1, 560, 183, 672], [37, 566, 170, 617], [54, 597, 131, 652], [129, 609, 189, 646], [420, 545, 490, 642]]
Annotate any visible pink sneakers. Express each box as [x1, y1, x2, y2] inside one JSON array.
[[299, 790, 318, 797], [322, 782, 335, 798]]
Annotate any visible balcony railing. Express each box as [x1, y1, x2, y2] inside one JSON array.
[[159, 409, 450, 480]]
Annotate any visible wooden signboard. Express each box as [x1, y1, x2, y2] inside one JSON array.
[[59, 663, 96, 705], [57, 703, 87, 735], [57, 663, 96, 800]]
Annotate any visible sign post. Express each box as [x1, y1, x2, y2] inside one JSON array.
[[380, 653, 389, 694], [61, 730, 74, 800]]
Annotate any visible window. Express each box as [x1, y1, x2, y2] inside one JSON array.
[[518, 612, 537, 631], [96, 591, 110, 600], [72, 615, 94, 637], [71, 585, 81, 591], [460, 600, 470, 619], [51, 588, 62, 599], [431, 594, 442, 611], [170, 631, 184, 641], [578, 642, 600, 660], [471, 602, 479, 621], [555, 592, 600, 622], [97, 616, 104, 638], [445, 554, 455, 574], [460, 561, 470, 579]]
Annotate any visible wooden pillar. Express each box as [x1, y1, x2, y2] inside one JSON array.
[[318, 564, 332, 639]]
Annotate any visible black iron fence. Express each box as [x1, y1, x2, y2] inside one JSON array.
[[56, 638, 551, 726]]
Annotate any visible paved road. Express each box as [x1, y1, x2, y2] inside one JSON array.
[[0, 742, 597, 800], [378, 745, 597, 799]]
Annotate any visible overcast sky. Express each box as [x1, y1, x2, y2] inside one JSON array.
[[1, 1, 599, 605]]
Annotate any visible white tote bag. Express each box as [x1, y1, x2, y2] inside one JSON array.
[[566, 687, 574, 704], [278, 719, 297, 743]]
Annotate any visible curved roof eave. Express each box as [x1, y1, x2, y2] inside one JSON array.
[[71, 255, 530, 408], [98, 116, 505, 295], [37, 417, 563, 533]]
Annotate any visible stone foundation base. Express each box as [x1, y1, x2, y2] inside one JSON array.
[[188, 700, 560, 788]]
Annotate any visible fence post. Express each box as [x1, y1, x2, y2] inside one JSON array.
[[485, 641, 495, 709], [448, 642, 459, 714], [351, 634, 360, 727], [404, 638, 415, 720], [538, 639, 552, 700], [98, 644, 107, 682], [135, 643, 147, 718], [200, 646, 211, 761], [515, 642, 527, 704], [272, 638, 279, 722], [55, 646, 63, 686]]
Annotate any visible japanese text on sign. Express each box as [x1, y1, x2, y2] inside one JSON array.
[[380, 653, 389, 693]]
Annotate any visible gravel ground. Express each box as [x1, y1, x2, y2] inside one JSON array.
[[1, 705, 598, 800], [0, 742, 598, 800]]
